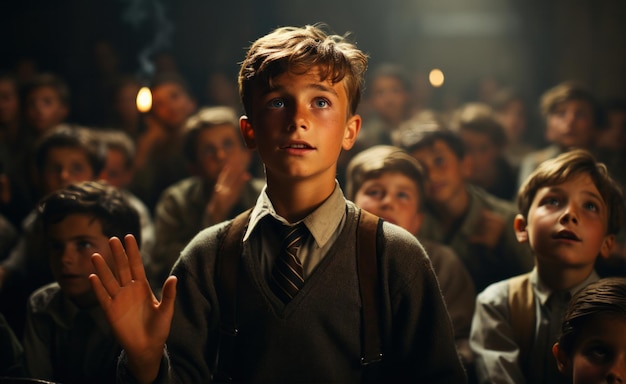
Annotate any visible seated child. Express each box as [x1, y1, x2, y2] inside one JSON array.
[[345, 144, 476, 364], [130, 72, 197, 210], [552, 277, 626, 384], [89, 24, 466, 383], [97, 129, 155, 264], [0, 124, 105, 337], [151, 106, 263, 288], [517, 81, 603, 188], [23, 72, 70, 136], [23, 180, 141, 384], [470, 149, 625, 384], [399, 127, 533, 292]]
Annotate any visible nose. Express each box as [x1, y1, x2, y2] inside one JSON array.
[[288, 102, 309, 131], [559, 203, 579, 225], [607, 356, 626, 383], [60, 247, 76, 266]]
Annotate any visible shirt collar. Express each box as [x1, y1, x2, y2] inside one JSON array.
[[531, 267, 600, 306], [244, 181, 346, 248], [43, 285, 112, 333]]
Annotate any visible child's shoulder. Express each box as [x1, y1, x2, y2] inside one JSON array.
[[470, 185, 517, 216]]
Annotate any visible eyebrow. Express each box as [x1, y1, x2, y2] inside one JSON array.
[[265, 82, 339, 97]]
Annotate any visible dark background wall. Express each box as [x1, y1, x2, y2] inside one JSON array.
[[3, 0, 625, 124]]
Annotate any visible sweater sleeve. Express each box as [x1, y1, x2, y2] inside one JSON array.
[[381, 223, 467, 383]]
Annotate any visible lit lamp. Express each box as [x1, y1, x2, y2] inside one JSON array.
[[136, 86, 152, 113]]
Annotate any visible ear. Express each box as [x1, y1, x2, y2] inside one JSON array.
[[552, 342, 573, 377], [599, 234, 616, 259], [239, 116, 256, 150], [514, 214, 529, 243], [341, 114, 362, 150]]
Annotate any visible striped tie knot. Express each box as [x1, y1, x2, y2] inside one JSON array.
[[270, 223, 308, 303]]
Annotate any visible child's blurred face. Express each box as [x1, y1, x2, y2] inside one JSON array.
[[0, 80, 20, 125], [556, 315, 626, 384], [195, 124, 249, 182], [496, 99, 527, 142], [517, 173, 613, 268], [26, 86, 68, 134], [151, 83, 196, 131], [546, 99, 596, 149], [240, 66, 360, 185], [41, 147, 95, 194], [100, 148, 132, 188], [369, 75, 410, 124], [460, 130, 499, 187], [354, 172, 423, 235], [410, 139, 467, 206], [47, 213, 114, 307]]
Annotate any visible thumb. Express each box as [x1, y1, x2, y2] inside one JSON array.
[[159, 275, 178, 317]]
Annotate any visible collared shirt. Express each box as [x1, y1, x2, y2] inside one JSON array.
[[244, 181, 346, 279], [23, 283, 120, 383], [470, 267, 599, 384]]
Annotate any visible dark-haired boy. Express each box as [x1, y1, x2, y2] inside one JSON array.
[[401, 128, 533, 293], [24, 181, 141, 383], [90, 25, 466, 383]]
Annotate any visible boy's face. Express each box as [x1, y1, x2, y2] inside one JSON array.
[[240, 66, 360, 185], [0, 80, 19, 125], [195, 124, 249, 182], [496, 99, 526, 142], [100, 148, 132, 188], [554, 315, 626, 384], [546, 99, 596, 149], [41, 147, 95, 194], [514, 173, 614, 268], [151, 83, 196, 131], [47, 213, 114, 307], [354, 172, 423, 235], [369, 75, 410, 125], [410, 139, 468, 206], [26, 86, 68, 133], [460, 129, 499, 186]]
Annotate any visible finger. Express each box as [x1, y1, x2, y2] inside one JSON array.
[[159, 275, 178, 318], [89, 273, 112, 310], [124, 234, 148, 282], [91, 253, 120, 297], [110, 237, 133, 286]]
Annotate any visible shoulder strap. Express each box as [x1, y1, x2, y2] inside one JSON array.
[[357, 209, 384, 365], [213, 209, 251, 382], [508, 272, 535, 374]]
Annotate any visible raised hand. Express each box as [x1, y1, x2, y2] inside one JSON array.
[[89, 234, 177, 383], [205, 151, 252, 225]]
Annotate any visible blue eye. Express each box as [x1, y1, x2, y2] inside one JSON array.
[[542, 197, 560, 206], [77, 240, 93, 251], [314, 98, 329, 108], [584, 201, 599, 212], [269, 99, 285, 108]]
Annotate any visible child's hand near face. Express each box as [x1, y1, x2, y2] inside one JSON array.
[[469, 209, 506, 250], [205, 151, 252, 225]]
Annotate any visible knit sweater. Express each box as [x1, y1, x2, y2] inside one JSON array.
[[121, 202, 466, 383]]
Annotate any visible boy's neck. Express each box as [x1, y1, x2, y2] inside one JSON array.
[[266, 175, 337, 223], [536, 261, 595, 291]]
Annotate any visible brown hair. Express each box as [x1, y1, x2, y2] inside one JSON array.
[[345, 145, 427, 212], [557, 277, 626, 356], [182, 106, 241, 164], [517, 149, 624, 235], [238, 24, 368, 117], [539, 81, 603, 127]]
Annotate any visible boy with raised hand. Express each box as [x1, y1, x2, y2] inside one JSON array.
[[470, 149, 625, 384], [24, 181, 140, 384], [89, 24, 466, 383]]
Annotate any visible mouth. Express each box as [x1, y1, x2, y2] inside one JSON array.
[[280, 141, 315, 154], [552, 229, 581, 242]]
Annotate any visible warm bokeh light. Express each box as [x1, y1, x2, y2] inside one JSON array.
[[136, 86, 152, 113], [428, 69, 445, 88]]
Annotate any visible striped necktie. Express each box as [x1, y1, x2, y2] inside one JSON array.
[[270, 223, 307, 303]]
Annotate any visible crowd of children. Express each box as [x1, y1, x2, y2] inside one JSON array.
[[0, 23, 625, 383]]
